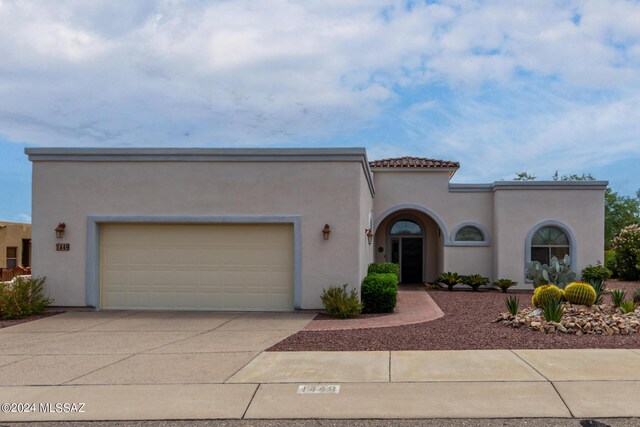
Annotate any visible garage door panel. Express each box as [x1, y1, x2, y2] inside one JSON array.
[[101, 223, 293, 311]]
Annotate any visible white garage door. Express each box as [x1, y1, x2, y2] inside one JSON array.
[[101, 223, 294, 311]]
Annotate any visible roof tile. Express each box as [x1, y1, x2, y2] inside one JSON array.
[[369, 156, 459, 169]]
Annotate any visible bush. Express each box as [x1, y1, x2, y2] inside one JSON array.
[[494, 278, 516, 293], [320, 284, 362, 319], [611, 224, 640, 281], [505, 296, 519, 315], [367, 263, 399, 276], [461, 274, 489, 292], [610, 289, 626, 308], [437, 272, 462, 291], [541, 299, 564, 322], [581, 262, 612, 283], [361, 273, 398, 314], [0, 276, 52, 320], [605, 250, 617, 278]]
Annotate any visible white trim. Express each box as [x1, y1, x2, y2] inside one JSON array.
[[450, 181, 608, 192], [86, 215, 302, 310], [373, 204, 450, 245], [449, 221, 491, 247], [524, 219, 578, 280]]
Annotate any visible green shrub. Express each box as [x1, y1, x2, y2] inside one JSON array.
[[541, 299, 564, 323], [0, 276, 52, 320], [581, 262, 612, 282], [604, 250, 617, 277], [367, 263, 399, 276], [619, 300, 637, 314], [505, 296, 519, 315], [587, 279, 606, 305], [611, 224, 640, 281], [461, 274, 489, 292], [437, 272, 462, 291], [494, 278, 516, 293], [320, 284, 362, 319], [610, 289, 626, 308], [361, 273, 398, 314]]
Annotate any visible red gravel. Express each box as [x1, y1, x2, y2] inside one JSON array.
[[268, 280, 640, 351]]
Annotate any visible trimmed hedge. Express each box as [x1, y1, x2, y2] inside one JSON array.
[[367, 262, 399, 276], [361, 273, 398, 314]]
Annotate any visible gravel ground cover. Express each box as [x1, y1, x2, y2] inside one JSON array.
[[269, 280, 640, 351]]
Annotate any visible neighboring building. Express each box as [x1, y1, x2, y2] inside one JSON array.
[[26, 148, 607, 311], [0, 221, 31, 269]]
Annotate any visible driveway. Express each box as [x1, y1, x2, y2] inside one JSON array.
[[0, 310, 315, 421]]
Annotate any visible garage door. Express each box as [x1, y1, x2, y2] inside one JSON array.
[[101, 223, 294, 311]]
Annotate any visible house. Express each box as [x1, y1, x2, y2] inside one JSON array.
[[25, 147, 606, 311], [0, 221, 31, 272]]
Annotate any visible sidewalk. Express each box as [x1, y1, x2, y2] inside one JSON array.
[[2, 348, 639, 421], [304, 285, 444, 330]]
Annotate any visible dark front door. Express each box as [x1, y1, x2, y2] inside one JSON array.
[[401, 237, 423, 283]]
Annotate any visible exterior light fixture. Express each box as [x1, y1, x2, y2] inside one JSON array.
[[55, 223, 66, 239], [365, 229, 374, 245], [322, 224, 331, 240]]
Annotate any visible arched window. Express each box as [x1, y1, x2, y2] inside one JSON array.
[[531, 226, 570, 265], [390, 220, 422, 235], [454, 226, 484, 242]]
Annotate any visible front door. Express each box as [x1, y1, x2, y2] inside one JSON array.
[[401, 237, 423, 283], [391, 236, 424, 283]]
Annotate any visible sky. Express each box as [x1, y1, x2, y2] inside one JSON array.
[[1, 0, 640, 222]]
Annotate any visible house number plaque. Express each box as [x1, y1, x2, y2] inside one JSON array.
[[56, 243, 70, 251]]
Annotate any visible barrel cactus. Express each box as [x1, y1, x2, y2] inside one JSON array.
[[563, 282, 597, 307], [533, 284, 563, 307]]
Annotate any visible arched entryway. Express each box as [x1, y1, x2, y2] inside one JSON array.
[[373, 206, 445, 284]]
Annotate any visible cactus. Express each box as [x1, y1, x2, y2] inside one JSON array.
[[533, 284, 563, 307], [526, 255, 576, 288], [563, 282, 597, 307]]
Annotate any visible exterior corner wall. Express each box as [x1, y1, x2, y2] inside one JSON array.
[[30, 160, 367, 309], [358, 168, 375, 290], [493, 188, 605, 287]]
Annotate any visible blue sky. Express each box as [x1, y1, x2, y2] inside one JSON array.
[[1, 0, 640, 222]]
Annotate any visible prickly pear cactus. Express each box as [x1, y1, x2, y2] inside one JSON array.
[[533, 284, 563, 307], [563, 282, 597, 307]]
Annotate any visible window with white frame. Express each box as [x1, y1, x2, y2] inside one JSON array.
[[454, 225, 484, 242], [530, 226, 570, 265]]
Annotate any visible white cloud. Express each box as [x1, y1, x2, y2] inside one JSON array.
[[0, 0, 638, 187]]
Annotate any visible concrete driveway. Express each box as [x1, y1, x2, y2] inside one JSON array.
[[0, 310, 315, 421]]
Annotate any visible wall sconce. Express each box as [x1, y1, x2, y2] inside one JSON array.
[[55, 223, 66, 239], [365, 228, 374, 245], [322, 224, 331, 240]]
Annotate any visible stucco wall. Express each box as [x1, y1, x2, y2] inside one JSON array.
[[0, 222, 31, 268], [493, 186, 605, 286], [373, 171, 494, 243], [31, 159, 371, 309], [358, 166, 375, 287]]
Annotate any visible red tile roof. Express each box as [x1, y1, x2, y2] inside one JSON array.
[[369, 156, 459, 169]]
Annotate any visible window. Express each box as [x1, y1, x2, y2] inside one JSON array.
[[530, 226, 569, 265], [390, 220, 422, 235], [455, 225, 484, 242], [6, 247, 17, 269]]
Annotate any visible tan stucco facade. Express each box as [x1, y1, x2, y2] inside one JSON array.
[[26, 148, 606, 309], [0, 221, 31, 269]]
